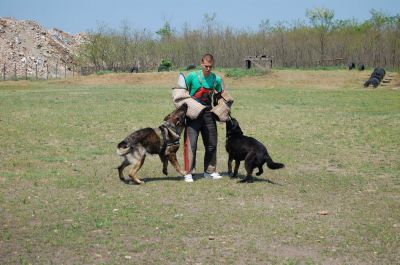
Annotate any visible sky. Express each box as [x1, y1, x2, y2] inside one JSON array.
[[1, 0, 399, 34]]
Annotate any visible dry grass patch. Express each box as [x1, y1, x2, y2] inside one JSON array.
[[1, 69, 398, 91]]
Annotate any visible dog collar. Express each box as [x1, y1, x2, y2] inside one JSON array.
[[159, 125, 180, 155]]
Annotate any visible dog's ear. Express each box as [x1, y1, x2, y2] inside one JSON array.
[[164, 114, 171, 121], [178, 103, 188, 113]]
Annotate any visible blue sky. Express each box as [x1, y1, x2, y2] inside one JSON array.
[[1, 0, 399, 34]]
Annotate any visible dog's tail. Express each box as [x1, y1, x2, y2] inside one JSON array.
[[116, 140, 131, 156], [265, 154, 285, 170]]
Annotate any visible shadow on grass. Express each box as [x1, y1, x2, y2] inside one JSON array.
[[118, 171, 283, 185], [220, 171, 284, 185], [141, 176, 183, 182]]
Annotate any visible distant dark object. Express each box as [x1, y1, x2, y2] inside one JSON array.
[[158, 65, 170, 72], [244, 55, 273, 70], [364, 67, 386, 88], [358, 63, 365, 71], [371, 67, 385, 81], [373, 67, 385, 77], [348, 62, 355, 70], [364, 77, 380, 88], [130, 66, 139, 73], [245, 59, 252, 69], [186, 64, 196, 71]]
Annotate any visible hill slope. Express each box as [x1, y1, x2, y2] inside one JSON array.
[[0, 17, 86, 78]]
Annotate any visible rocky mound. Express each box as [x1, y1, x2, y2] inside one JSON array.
[[0, 17, 86, 79]]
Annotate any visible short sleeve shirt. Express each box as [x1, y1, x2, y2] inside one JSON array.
[[185, 70, 223, 96]]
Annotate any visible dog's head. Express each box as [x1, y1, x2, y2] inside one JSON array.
[[226, 117, 243, 138], [163, 103, 188, 134]]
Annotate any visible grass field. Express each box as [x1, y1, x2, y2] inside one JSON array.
[[1, 70, 399, 264]]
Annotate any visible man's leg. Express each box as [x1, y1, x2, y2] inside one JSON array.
[[184, 118, 202, 174], [201, 111, 218, 174]]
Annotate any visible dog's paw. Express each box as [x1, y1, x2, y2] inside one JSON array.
[[122, 179, 134, 185], [238, 178, 253, 183], [133, 179, 144, 185]]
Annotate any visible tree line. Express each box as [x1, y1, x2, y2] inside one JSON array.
[[75, 8, 400, 71]]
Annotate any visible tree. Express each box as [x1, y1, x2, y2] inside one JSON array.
[[156, 21, 173, 40], [306, 7, 335, 65]]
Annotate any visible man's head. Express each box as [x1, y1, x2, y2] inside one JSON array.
[[201, 53, 214, 77]]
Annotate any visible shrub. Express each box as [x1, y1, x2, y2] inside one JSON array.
[[158, 59, 172, 72]]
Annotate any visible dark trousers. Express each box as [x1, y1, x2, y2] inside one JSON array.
[[184, 110, 217, 174]]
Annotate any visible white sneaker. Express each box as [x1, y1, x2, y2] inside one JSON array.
[[203, 172, 222, 180], [184, 174, 194, 182]]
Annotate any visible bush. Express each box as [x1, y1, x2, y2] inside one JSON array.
[[158, 59, 172, 72]]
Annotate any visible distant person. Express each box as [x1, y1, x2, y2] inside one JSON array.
[[181, 53, 224, 182], [130, 66, 139, 73]]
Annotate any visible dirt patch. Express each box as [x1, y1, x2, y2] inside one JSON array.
[[14, 69, 397, 90]]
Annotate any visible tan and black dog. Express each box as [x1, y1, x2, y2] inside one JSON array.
[[116, 104, 187, 184], [226, 117, 285, 183]]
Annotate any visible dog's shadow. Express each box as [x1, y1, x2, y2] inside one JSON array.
[[120, 172, 284, 185], [220, 171, 283, 185], [141, 176, 182, 183]]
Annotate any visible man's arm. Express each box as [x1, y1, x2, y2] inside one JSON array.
[[185, 72, 194, 90], [214, 75, 224, 93]]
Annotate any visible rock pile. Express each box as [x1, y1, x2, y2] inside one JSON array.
[[0, 17, 86, 79]]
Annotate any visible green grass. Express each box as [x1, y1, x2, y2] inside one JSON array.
[[0, 75, 399, 264], [222, 67, 269, 78], [96, 70, 115, 75]]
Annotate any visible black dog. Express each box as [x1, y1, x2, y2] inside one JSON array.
[[225, 118, 285, 183]]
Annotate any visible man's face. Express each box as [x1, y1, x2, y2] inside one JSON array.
[[201, 59, 213, 76]]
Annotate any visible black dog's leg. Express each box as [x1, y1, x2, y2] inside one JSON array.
[[160, 155, 168, 175], [256, 166, 263, 176], [118, 158, 131, 183], [240, 153, 255, 183], [232, 159, 240, 178], [228, 154, 233, 175]]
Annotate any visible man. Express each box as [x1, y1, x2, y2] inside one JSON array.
[[183, 54, 224, 182]]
